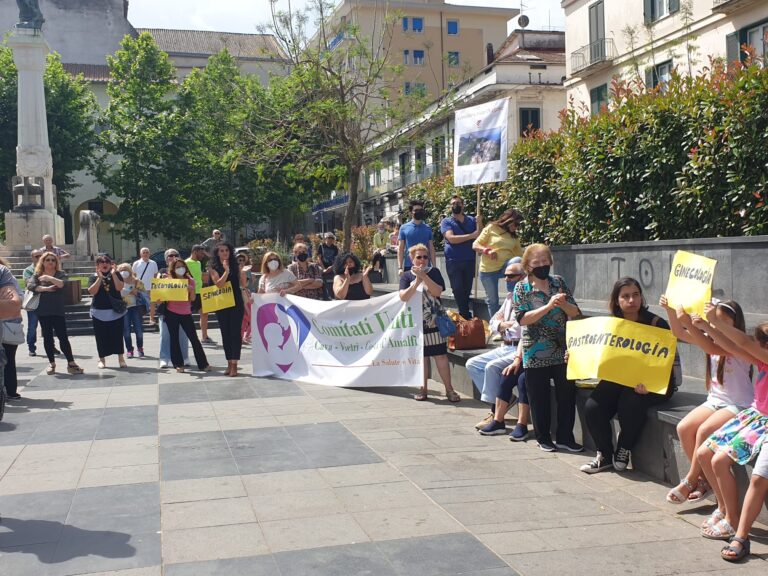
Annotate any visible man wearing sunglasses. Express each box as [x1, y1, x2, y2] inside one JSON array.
[[440, 195, 481, 320]]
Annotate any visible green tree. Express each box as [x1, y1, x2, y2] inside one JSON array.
[[0, 47, 98, 220], [95, 33, 189, 256]]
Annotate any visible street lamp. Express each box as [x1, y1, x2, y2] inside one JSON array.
[[109, 222, 115, 259]]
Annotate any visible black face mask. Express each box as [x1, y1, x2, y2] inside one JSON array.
[[348, 268, 359, 275], [413, 209, 426, 221], [296, 253, 308, 262], [531, 265, 550, 280], [451, 204, 463, 215]]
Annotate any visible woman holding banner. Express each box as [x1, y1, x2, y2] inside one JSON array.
[[580, 278, 679, 473], [473, 208, 524, 317], [513, 244, 580, 453], [87, 255, 127, 369], [210, 243, 245, 377], [157, 250, 190, 369], [399, 243, 460, 402], [660, 298, 753, 506], [333, 253, 373, 301], [163, 261, 211, 373]]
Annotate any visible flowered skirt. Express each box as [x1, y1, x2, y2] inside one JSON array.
[[705, 406, 768, 465]]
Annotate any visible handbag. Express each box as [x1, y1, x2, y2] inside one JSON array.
[[429, 298, 456, 338], [109, 295, 127, 314], [452, 317, 487, 350], [22, 290, 40, 311], [1, 320, 24, 346]]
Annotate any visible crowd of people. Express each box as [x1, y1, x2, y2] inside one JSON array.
[[1, 205, 767, 564]]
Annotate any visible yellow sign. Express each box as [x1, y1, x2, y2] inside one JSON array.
[[665, 250, 717, 317], [201, 282, 235, 313], [566, 316, 677, 394], [150, 278, 189, 302]]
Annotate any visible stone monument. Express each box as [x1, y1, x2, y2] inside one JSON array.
[[4, 1, 65, 248]]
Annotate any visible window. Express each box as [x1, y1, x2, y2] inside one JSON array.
[[727, 20, 768, 64], [590, 84, 608, 116], [746, 23, 768, 59], [87, 200, 104, 215], [412, 17, 424, 33], [402, 17, 408, 32], [447, 51, 459, 67], [447, 20, 459, 35], [414, 83, 427, 97], [403, 50, 410, 65], [519, 108, 541, 136], [644, 0, 680, 24], [413, 49, 425, 65], [653, 60, 673, 90], [404, 82, 411, 95]]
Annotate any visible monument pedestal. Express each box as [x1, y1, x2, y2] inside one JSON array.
[[4, 210, 64, 249]]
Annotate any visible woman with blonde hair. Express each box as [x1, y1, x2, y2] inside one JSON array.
[[257, 251, 299, 295], [399, 243, 460, 402], [26, 252, 83, 375], [513, 243, 581, 452]]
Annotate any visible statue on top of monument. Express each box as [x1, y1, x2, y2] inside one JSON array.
[[16, 0, 45, 30]]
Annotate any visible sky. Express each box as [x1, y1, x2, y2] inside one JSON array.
[[127, 0, 565, 35]]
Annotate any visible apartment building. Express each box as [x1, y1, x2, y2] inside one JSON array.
[[563, 0, 768, 115], [354, 29, 567, 226], [326, 0, 518, 100]]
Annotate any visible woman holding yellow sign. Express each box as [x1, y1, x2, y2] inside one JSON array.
[[163, 262, 211, 373], [580, 278, 677, 474], [210, 243, 246, 377]]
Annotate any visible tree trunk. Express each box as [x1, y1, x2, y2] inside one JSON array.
[[342, 166, 361, 253]]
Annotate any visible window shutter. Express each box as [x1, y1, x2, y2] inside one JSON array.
[[725, 32, 740, 64], [669, 0, 680, 14], [645, 67, 655, 89], [644, 0, 654, 24]]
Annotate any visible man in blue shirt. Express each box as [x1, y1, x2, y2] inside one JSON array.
[[440, 195, 481, 319], [397, 199, 435, 274]]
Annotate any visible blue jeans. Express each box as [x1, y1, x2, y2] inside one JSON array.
[[465, 344, 518, 404], [123, 306, 144, 351], [26, 310, 38, 353], [159, 316, 189, 363], [479, 269, 505, 318], [445, 259, 475, 319]]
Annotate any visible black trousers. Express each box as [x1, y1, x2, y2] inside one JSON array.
[[217, 306, 244, 361], [39, 315, 75, 363], [584, 380, 667, 457], [445, 259, 475, 319], [164, 310, 208, 369], [372, 252, 385, 270], [525, 363, 576, 445], [3, 343, 17, 396]]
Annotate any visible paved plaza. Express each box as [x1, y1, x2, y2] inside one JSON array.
[[0, 332, 766, 576]]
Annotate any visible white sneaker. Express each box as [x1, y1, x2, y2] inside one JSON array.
[[159, 361, 168, 369], [580, 452, 613, 474]]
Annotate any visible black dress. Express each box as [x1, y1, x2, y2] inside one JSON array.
[[212, 265, 245, 361], [89, 273, 126, 358]]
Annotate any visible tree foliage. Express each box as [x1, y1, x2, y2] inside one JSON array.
[[405, 58, 768, 249]]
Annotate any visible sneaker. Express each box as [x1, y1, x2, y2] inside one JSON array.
[[138, 348, 145, 358], [201, 337, 215, 344], [127, 351, 134, 359], [509, 423, 529, 442], [7, 393, 21, 400], [554, 441, 584, 453], [613, 447, 631, 471], [475, 412, 494, 430], [159, 361, 168, 369], [537, 441, 557, 452], [580, 452, 613, 474], [29, 350, 36, 357], [478, 420, 507, 436]]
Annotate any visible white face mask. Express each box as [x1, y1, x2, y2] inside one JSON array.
[[120, 271, 130, 279], [175, 267, 186, 277], [267, 260, 280, 271]]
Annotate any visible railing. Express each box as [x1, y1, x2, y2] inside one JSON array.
[[571, 38, 617, 74], [364, 162, 446, 196]]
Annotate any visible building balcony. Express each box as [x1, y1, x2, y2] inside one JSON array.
[[570, 38, 617, 76], [713, 0, 760, 13], [364, 161, 446, 197]]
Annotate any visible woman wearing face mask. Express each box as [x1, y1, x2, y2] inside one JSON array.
[[472, 208, 525, 317], [287, 243, 324, 300], [158, 249, 190, 369], [164, 260, 211, 373], [211, 242, 247, 376], [117, 263, 145, 359], [333, 252, 373, 300], [87, 255, 127, 369], [258, 251, 299, 295], [513, 243, 582, 453]]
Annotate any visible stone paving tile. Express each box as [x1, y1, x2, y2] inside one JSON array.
[[164, 554, 280, 576], [161, 496, 257, 530], [160, 475, 247, 504], [161, 522, 268, 564], [353, 505, 465, 540], [260, 513, 371, 553]]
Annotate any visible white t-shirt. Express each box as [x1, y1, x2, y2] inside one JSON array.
[[132, 259, 158, 287], [707, 354, 754, 409], [258, 269, 296, 294]]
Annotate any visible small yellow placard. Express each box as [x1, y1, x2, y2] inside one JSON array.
[[150, 278, 189, 302], [566, 316, 677, 394], [665, 250, 717, 318], [201, 282, 235, 313]]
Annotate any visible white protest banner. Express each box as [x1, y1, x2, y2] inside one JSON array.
[[453, 97, 509, 187], [251, 291, 424, 388]]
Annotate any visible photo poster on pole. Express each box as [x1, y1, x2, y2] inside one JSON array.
[[453, 97, 509, 187]]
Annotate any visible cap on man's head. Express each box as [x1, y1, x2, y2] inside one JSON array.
[[324, 232, 336, 239]]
